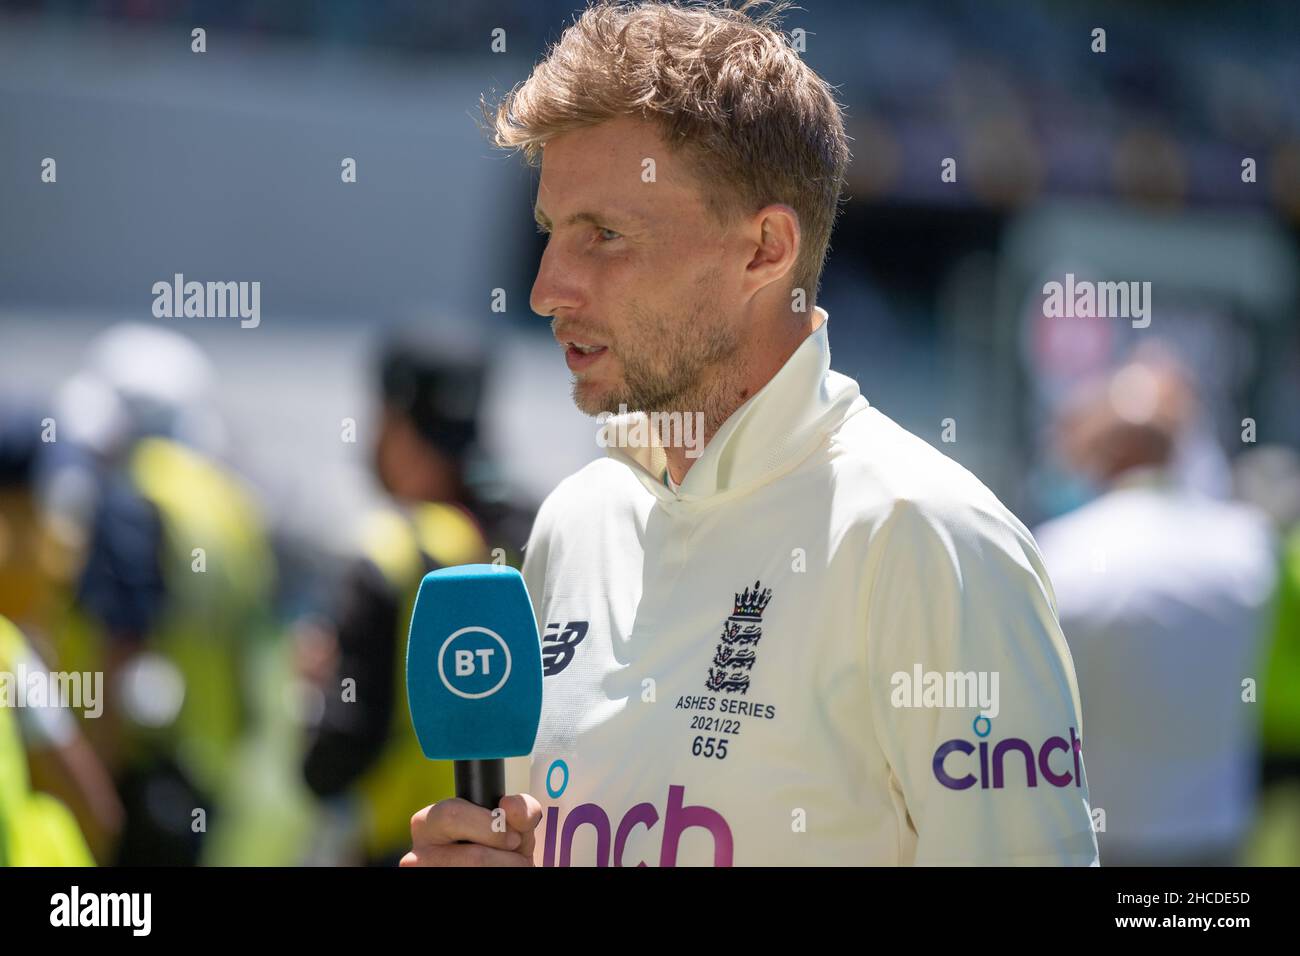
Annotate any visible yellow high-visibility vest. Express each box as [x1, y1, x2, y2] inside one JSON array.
[[0, 614, 94, 866], [124, 437, 276, 796], [1262, 527, 1300, 757]]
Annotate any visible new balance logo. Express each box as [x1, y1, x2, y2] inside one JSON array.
[[542, 621, 589, 676]]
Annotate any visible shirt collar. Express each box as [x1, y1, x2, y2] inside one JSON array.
[[600, 307, 867, 506], [1111, 464, 1178, 492]]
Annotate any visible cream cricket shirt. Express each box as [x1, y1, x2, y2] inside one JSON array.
[[519, 308, 1099, 866]]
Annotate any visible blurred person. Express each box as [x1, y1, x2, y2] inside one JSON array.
[[52, 324, 278, 865], [0, 407, 123, 862], [40, 323, 226, 540], [0, 402, 76, 632], [1234, 445, 1300, 779], [0, 397, 99, 679], [1034, 354, 1277, 866], [1256, 518, 1300, 860], [1232, 446, 1300, 534], [405, 0, 1097, 867], [300, 329, 531, 866], [0, 612, 97, 866], [1233, 446, 1300, 863]]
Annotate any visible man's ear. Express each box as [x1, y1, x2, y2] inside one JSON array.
[[744, 204, 800, 297]]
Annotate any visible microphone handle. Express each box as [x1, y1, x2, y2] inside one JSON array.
[[455, 758, 506, 811]]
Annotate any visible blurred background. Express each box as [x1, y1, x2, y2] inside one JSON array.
[[0, 0, 1297, 866]]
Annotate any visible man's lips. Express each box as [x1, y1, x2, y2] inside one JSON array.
[[564, 343, 608, 372], [555, 329, 610, 372]]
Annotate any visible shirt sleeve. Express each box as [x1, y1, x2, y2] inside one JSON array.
[[863, 497, 1099, 865]]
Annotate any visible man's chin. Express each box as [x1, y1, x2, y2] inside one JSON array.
[[573, 380, 629, 418]]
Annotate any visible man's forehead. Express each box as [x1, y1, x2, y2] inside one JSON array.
[[536, 148, 644, 201], [533, 165, 656, 228], [531, 118, 715, 231]]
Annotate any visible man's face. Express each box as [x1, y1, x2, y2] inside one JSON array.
[[373, 406, 456, 503], [530, 116, 746, 416]]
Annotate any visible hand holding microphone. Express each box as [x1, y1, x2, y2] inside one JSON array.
[[399, 564, 544, 867], [404, 792, 542, 867]]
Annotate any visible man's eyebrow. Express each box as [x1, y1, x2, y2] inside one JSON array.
[[533, 206, 646, 230]]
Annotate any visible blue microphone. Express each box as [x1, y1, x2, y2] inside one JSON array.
[[406, 564, 543, 810]]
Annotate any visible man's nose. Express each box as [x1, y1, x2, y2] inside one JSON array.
[[530, 239, 581, 318]]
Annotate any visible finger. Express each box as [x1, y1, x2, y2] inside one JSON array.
[[399, 842, 534, 867], [498, 793, 544, 857], [411, 798, 524, 851]]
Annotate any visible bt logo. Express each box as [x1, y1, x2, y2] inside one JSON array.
[[437, 626, 512, 699], [932, 715, 1083, 790]]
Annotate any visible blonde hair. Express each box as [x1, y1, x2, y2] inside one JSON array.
[[486, 0, 850, 301]]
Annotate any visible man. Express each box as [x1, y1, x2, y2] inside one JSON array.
[[0, 405, 123, 863], [1034, 355, 1276, 866], [405, 0, 1097, 866], [302, 332, 532, 865], [57, 324, 277, 865]]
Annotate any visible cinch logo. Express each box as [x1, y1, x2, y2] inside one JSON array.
[[542, 621, 588, 676], [540, 759, 734, 867], [932, 717, 1083, 790]]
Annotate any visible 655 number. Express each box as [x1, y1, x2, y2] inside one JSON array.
[[692, 736, 729, 760]]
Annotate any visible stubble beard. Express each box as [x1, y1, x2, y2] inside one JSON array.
[[572, 286, 746, 443]]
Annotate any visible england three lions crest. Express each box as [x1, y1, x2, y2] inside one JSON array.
[[705, 580, 773, 695]]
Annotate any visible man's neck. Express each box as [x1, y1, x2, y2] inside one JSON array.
[[663, 307, 823, 486]]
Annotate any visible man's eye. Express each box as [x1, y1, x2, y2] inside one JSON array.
[[596, 227, 621, 242]]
